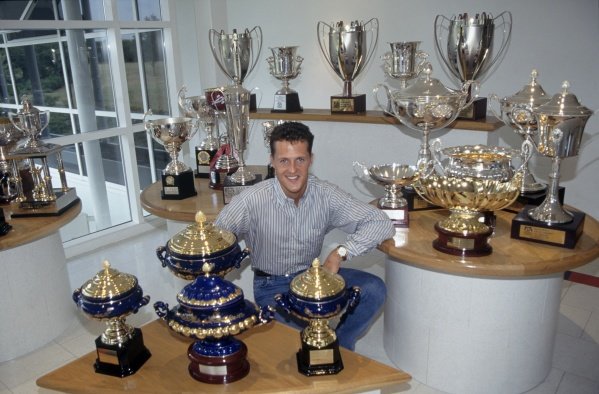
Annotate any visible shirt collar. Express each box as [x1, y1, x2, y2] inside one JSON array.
[[272, 174, 315, 206]]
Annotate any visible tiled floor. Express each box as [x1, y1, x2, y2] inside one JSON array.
[[1, 225, 598, 394]]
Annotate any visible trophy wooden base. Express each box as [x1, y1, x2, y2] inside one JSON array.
[[187, 341, 250, 384], [223, 174, 262, 204], [195, 147, 217, 179], [161, 169, 197, 200], [331, 94, 366, 114], [94, 328, 151, 377], [457, 97, 487, 120], [433, 222, 494, 257], [510, 205, 585, 249], [379, 204, 409, 228], [296, 338, 343, 376], [272, 92, 303, 113], [404, 187, 438, 211], [10, 188, 80, 217]]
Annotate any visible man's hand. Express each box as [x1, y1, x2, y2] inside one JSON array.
[[323, 250, 342, 273]]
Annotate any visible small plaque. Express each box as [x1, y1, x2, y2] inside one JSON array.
[[272, 92, 303, 113], [222, 174, 262, 204], [511, 205, 585, 249], [330, 94, 366, 114], [381, 207, 409, 228], [161, 169, 196, 200], [195, 147, 216, 179], [309, 348, 334, 365]]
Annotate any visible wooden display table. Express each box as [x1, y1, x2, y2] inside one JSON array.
[[0, 201, 82, 362], [379, 208, 599, 394], [37, 319, 411, 394]]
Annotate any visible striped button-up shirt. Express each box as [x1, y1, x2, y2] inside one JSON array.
[[214, 175, 395, 275]]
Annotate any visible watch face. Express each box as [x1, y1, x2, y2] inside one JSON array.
[[337, 246, 348, 259]]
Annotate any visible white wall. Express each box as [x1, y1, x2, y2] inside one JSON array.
[[176, 0, 599, 220]]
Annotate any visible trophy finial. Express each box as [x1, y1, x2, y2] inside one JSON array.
[[195, 210, 206, 225], [561, 81, 570, 94], [530, 69, 538, 83], [102, 260, 111, 270], [311, 258, 320, 268]]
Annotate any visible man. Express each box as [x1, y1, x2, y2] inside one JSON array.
[[215, 122, 394, 351]]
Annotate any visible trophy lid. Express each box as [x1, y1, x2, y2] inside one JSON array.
[[290, 259, 346, 299], [177, 263, 244, 308], [395, 62, 458, 98], [168, 211, 237, 256], [17, 95, 40, 116], [536, 81, 593, 117], [80, 260, 137, 300], [505, 69, 550, 107]]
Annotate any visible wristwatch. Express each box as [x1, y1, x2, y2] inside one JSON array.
[[335, 245, 348, 261]]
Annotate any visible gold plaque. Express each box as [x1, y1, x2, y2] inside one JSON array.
[[447, 237, 475, 250], [309, 349, 334, 365], [518, 225, 566, 245], [331, 98, 355, 112]]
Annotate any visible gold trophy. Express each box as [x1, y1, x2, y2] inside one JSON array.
[[275, 258, 361, 376], [413, 140, 532, 257], [72, 260, 151, 377], [143, 110, 197, 200]]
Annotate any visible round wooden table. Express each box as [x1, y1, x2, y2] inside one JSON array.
[[0, 201, 82, 362], [378, 208, 599, 394]]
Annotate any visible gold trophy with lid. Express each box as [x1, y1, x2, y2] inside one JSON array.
[[275, 258, 360, 376]]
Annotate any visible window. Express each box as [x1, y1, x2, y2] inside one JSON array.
[[0, 0, 176, 245]]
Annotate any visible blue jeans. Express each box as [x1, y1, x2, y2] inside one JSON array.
[[253, 267, 386, 351]]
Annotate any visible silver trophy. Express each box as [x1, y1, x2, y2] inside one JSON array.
[[434, 11, 512, 119], [223, 84, 254, 185], [267, 46, 303, 113], [143, 110, 197, 199], [0, 117, 25, 203], [317, 18, 379, 113], [489, 69, 550, 193], [382, 42, 427, 89], [353, 162, 419, 227], [209, 26, 262, 94]]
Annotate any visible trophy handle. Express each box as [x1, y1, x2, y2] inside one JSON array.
[[156, 245, 168, 268], [434, 14, 461, 81], [143, 109, 153, 132], [8, 112, 25, 133], [247, 26, 263, 78], [72, 288, 82, 305], [506, 104, 537, 140], [177, 85, 191, 116], [153, 301, 170, 319], [258, 305, 275, 324], [459, 80, 480, 109], [337, 286, 361, 330], [274, 293, 292, 314], [484, 11, 513, 81], [208, 29, 231, 79], [487, 93, 504, 121], [431, 138, 445, 175], [372, 83, 391, 112], [233, 248, 251, 269], [363, 17, 380, 74], [415, 50, 429, 74], [316, 21, 337, 75], [132, 295, 150, 314], [352, 161, 371, 182]]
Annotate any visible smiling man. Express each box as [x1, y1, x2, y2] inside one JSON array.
[[215, 121, 394, 350]]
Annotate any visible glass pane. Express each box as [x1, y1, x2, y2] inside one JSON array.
[[138, 0, 162, 21], [46, 139, 134, 242], [122, 29, 169, 116], [134, 129, 168, 190], [0, 0, 106, 21]]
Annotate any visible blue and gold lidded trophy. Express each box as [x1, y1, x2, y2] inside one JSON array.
[[73, 260, 151, 377], [154, 211, 273, 384], [275, 258, 360, 376], [143, 109, 197, 200], [317, 19, 379, 114]]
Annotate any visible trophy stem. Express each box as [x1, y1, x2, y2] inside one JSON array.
[[102, 317, 135, 345], [302, 318, 336, 349], [528, 156, 573, 224], [343, 81, 353, 97], [417, 129, 432, 169]]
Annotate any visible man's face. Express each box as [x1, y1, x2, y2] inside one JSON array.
[[271, 139, 313, 203]]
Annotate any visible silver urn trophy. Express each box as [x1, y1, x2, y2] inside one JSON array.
[[434, 11, 512, 120], [267, 46, 304, 113], [317, 19, 379, 114]]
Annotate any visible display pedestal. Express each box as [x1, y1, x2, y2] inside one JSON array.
[[161, 170, 197, 200], [296, 338, 343, 376], [330, 94, 366, 114], [511, 206, 585, 249], [94, 328, 151, 377]]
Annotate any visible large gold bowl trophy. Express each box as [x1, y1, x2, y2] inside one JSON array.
[[7, 95, 79, 216], [275, 259, 360, 376], [143, 110, 197, 200], [72, 260, 151, 377], [412, 139, 532, 257], [510, 81, 594, 248], [317, 19, 379, 114], [434, 11, 512, 119]]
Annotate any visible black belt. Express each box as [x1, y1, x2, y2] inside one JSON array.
[[254, 269, 301, 278]]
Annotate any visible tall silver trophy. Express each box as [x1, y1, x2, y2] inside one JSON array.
[[209, 26, 262, 111], [267, 46, 303, 113], [382, 42, 427, 89], [178, 86, 220, 179], [317, 19, 379, 114], [511, 81, 594, 249], [434, 11, 512, 120]]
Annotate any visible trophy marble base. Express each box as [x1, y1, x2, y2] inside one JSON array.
[[404, 187, 438, 211], [457, 97, 487, 120], [331, 94, 366, 114], [161, 169, 197, 200], [94, 328, 151, 377], [272, 92, 303, 113], [10, 188, 79, 217], [433, 222, 494, 257], [223, 174, 262, 204], [379, 205, 409, 228], [0, 208, 11, 236], [187, 341, 250, 384], [195, 147, 217, 179], [510, 205, 585, 249], [296, 338, 343, 376]]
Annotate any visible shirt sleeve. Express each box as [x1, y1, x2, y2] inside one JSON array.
[[214, 193, 250, 237], [325, 181, 395, 259]]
